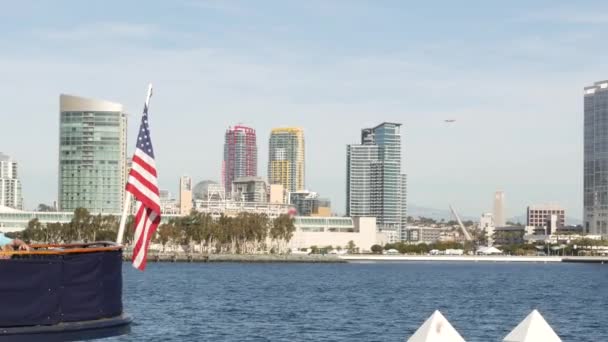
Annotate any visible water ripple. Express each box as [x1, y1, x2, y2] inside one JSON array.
[[106, 262, 608, 342]]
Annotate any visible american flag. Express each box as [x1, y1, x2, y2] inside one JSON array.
[[126, 88, 161, 271]]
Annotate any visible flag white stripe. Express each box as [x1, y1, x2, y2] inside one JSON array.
[[132, 215, 149, 268], [131, 202, 144, 248], [127, 176, 161, 205], [133, 211, 157, 269], [130, 162, 159, 188], [134, 148, 157, 169]]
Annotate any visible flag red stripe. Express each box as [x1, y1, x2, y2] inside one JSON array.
[[128, 168, 159, 195], [131, 205, 146, 259], [131, 154, 157, 177], [133, 213, 160, 271], [126, 184, 161, 214], [132, 210, 160, 271]]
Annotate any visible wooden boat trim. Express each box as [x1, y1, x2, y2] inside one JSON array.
[[0, 241, 123, 257]]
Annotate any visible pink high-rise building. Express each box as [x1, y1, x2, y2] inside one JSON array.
[[223, 125, 257, 195]]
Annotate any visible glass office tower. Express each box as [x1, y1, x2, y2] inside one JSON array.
[[58, 94, 127, 213], [584, 81, 608, 235], [347, 122, 407, 240]]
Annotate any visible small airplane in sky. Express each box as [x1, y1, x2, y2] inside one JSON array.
[[444, 119, 456, 123]]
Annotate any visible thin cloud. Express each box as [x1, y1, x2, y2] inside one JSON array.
[[521, 7, 608, 24], [182, 0, 248, 14], [34, 22, 157, 42]]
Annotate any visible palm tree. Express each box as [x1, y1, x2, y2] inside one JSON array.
[[347, 240, 356, 254]]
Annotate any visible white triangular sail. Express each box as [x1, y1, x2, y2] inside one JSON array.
[[407, 310, 466, 342], [503, 310, 561, 342]]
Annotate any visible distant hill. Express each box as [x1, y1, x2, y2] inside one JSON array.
[[407, 205, 477, 222]]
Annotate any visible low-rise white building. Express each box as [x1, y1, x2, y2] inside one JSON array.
[[289, 216, 386, 252], [0, 205, 178, 233], [193, 199, 291, 219], [378, 225, 400, 244]]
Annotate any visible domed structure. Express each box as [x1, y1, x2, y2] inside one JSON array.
[[193, 180, 218, 200]]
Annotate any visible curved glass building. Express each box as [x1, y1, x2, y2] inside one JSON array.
[[58, 94, 127, 213]]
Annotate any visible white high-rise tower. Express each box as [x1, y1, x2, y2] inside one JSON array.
[[0, 152, 23, 210]]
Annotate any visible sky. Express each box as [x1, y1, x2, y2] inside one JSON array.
[[1, 0, 607, 219]]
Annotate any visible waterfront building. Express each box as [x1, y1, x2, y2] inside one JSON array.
[[179, 176, 193, 215], [0, 205, 177, 233], [403, 226, 443, 244], [380, 226, 400, 244], [493, 191, 506, 227], [0, 153, 23, 210], [268, 127, 305, 193], [232, 176, 268, 203], [269, 184, 286, 204], [193, 179, 286, 218], [193, 198, 290, 219], [527, 204, 565, 233], [479, 213, 495, 245], [58, 94, 127, 213], [288, 191, 331, 217], [492, 226, 533, 246], [289, 216, 387, 253], [223, 125, 257, 195], [159, 190, 179, 215], [192, 180, 219, 201], [479, 213, 494, 230], [206, 183, 226, 202], [401, 174, 407, 232], [346, 122, 407, 241], [584, 80, 608, 235]]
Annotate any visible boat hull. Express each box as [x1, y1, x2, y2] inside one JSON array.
[[0, 313, 132, 342], [0, 242, 132, 341]]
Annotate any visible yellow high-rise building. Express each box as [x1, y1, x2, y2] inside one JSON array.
[[268, 127, 304, 192]]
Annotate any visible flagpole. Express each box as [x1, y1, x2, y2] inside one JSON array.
[[117, 84, 153, 245]]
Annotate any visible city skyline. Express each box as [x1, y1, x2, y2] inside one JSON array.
[[3, 1, 608, 218]]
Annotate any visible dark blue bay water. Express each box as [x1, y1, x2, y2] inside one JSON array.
[[107, 262, 607, 342]]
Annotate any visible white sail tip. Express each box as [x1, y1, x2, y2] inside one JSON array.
[[407, 310, 466, 342], [503, 309, 561, 342]]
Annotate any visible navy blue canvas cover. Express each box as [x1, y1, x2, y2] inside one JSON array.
[[0, 250, 123, 327]]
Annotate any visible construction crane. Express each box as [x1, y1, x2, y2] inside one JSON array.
[[449, 205, 473, 241]]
